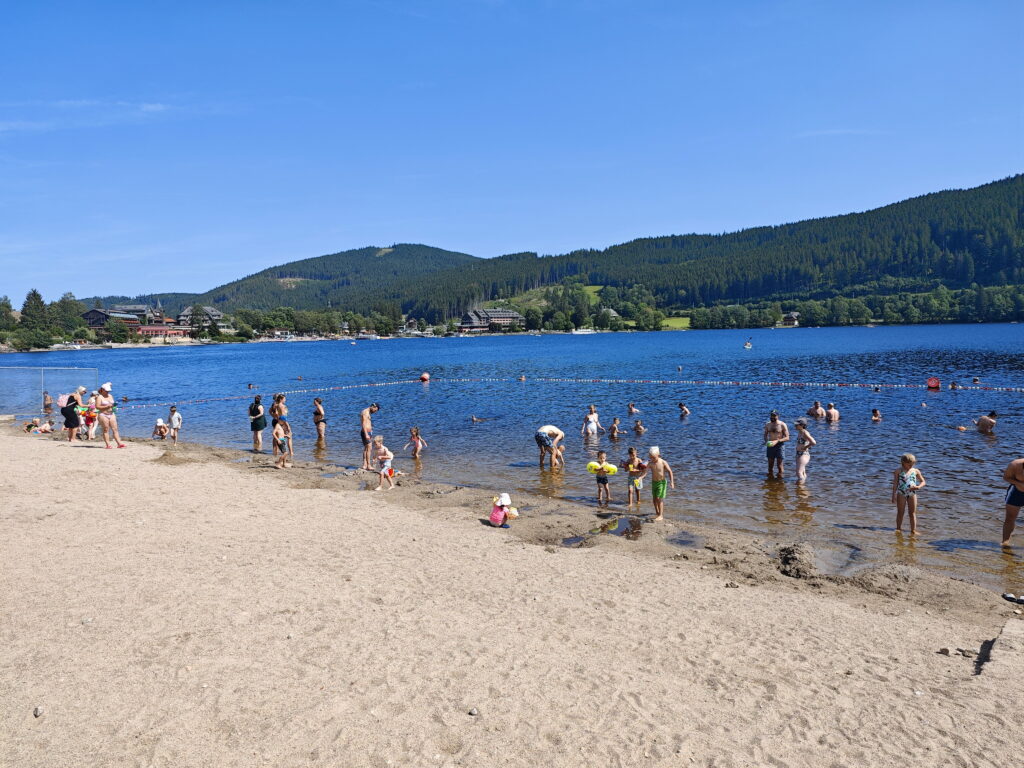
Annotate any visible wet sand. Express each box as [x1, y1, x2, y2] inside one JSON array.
[[2, 427, 1022, 767]]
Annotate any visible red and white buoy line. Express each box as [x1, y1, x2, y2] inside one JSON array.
[[117, 376, 1024, 411]]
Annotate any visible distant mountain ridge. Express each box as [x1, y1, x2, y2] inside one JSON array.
[[88, 174, 1024, 322]]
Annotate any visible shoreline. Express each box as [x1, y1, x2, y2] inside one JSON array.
[[3, 427, 1022, 766]]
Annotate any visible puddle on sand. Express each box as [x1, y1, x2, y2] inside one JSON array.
[[562, 516, 644, 547], [667, 530, 700, 549], [929, 538, 1014, 555]]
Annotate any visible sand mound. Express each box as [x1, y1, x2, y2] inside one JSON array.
[[778, 542, 817, 579], [150, 451, 196, 466]]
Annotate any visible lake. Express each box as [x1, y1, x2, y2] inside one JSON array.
[[3, 323, 1023, 593]]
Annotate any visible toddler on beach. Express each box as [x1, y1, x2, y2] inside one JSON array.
[[620, 446, 648, 506], [272, 421, 290, 469], [374, 435, 395, 490], [490, 493, 517, 528], [404, 426, 427, 459], [891, 453, 926, 535], [647, 446, 675, 521], [152, 418, 169, 439], [593, 450, 614, 505]]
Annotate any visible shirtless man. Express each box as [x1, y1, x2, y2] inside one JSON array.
[[825, 402, 840, 422], [1002, 458, 1024, 546], [647, 446, 675, 521], [975, 411, 997, 434], [360, 403, 380, 471], [534, 424, 565, 469], [763, 410, 790, 479], [806, 401, 825, 419]]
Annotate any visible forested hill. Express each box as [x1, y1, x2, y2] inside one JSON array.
[[90, 174, 1023, 321]]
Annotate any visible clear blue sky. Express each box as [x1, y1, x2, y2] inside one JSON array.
[[2, 0, 1021, 303]]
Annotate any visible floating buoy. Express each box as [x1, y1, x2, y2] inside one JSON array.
[[926, 377, 940, 390], [419, 372, 430, 382]]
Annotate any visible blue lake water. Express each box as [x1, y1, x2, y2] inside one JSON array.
[[3, 324, 1023, 592]]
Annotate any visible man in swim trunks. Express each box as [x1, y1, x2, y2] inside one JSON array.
[[1001, 457, 1024, 546], [825, 403, 840, 422], [806, 401, 825, 419], [534, 425, 564, 469], [975, 411, 997, 434], [763, 410, 790, 479], [360, 403, 380, 471]]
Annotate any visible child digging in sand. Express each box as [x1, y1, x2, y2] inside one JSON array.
[[489, 493, 518, 528], [891, 453, 926, 535], [374, 435, 395, 490], [647, 446, 675, 521]]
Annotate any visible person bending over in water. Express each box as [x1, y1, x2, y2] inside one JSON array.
[[633, 419, 646, 435], [1001, 457, 1024, 546], [793, 419, 816, 484], [404, 426, 427, 459], [806, 401, 825, 419], [974, 411, 997, 434], [373, 435, 395, 490], [871, 409, 882, 422], [892, 453, 926, 535], [678, 403, 690, 417], [534, 425, 565, 469], [763, 410, 789, 479], [360, 403, 380, 471], [647, 447, 675, 521]]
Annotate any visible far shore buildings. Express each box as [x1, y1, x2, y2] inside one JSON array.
[[459, 308, 525, 333], [175, 305, 235, 333], [81, 308, 142, 330]]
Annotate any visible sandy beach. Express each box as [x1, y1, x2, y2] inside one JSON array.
[[2, 428, 1022, 768]]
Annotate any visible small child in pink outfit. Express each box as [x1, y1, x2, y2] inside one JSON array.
[[490, 493, 516, 529]]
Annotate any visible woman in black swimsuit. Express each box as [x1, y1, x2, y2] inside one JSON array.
[[249, 394, 266, 452], [313, 397, 326, 440]]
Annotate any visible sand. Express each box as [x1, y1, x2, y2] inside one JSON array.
[[2, 429, 1021, 768]]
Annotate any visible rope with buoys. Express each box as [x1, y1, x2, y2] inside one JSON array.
[[115, 375, 1024, 411]]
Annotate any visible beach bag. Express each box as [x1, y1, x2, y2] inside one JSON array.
[[57, 393, 69, 408]]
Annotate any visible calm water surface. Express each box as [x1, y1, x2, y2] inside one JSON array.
[[4, 324, 1023, 592]]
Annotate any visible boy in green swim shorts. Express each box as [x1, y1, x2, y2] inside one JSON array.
[[647, 446, 675, 521]]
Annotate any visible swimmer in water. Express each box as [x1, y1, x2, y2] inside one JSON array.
[[678, 402, 690, 417], [609, 417, 623, 439], [871, 408, 882, 422], [974, 411, 997, 434], [627, 402, 640, 415], [634, 419, 646, 435]]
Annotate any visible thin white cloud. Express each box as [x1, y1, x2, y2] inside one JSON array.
[[0, 120, 53, 133], [0, 99, 175, 136]]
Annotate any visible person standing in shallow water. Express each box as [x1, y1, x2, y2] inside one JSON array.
[[313, 397, 326, 440], [793, 419, 816, 484], [249, 394, 266, 452], [763, 410, 789, 479], [360, 403, 380, 471], [1001, 457, 1024, 546]]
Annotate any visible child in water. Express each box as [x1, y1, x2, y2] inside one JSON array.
[[609, 417, 623, 439], [891, 453, 926, 535], [374, 435, 395, 490], [620, 446, 648, 506], [594, 450, 613, 505], [634, 419, 647, 435], [490, 493, 516, 528], [272, 421, 289, 469], [871, 409, 882, 422], [404, 426, 427, 459]]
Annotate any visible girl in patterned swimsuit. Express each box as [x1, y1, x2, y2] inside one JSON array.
[[891, 453, 926, 535]]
